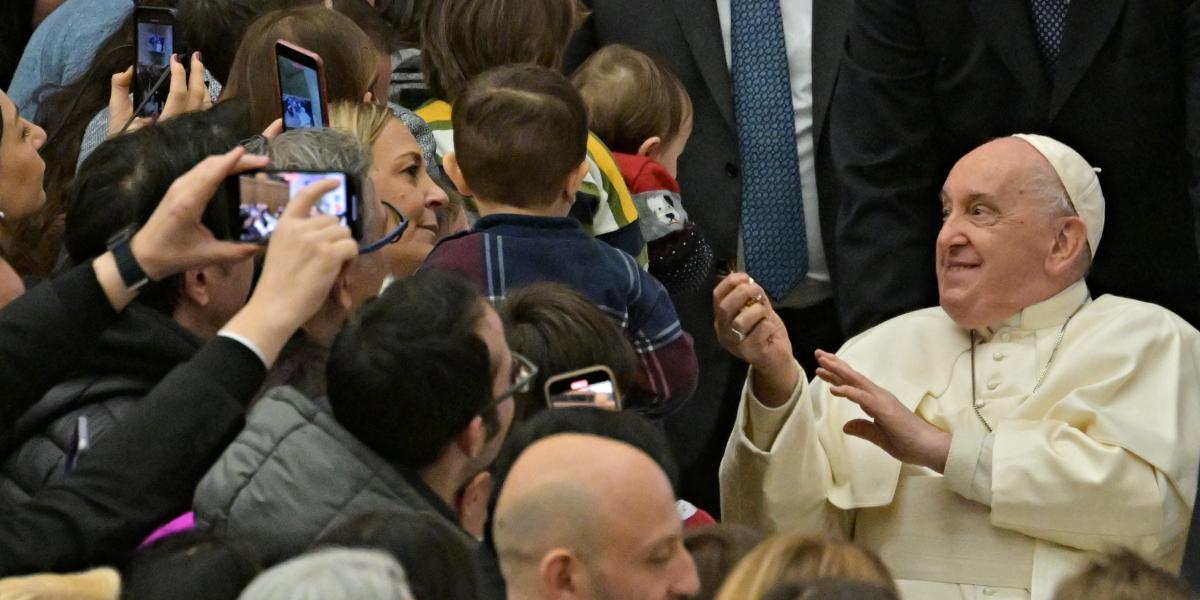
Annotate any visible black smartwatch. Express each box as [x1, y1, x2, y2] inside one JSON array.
[[106, 225, 152, 292]]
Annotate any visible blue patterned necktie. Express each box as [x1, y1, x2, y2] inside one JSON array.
[[1031, 0, 1070, 74], [732, 0, 808, 300]]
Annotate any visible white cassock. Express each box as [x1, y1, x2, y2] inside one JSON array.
[[720, 281, 1200, 600]]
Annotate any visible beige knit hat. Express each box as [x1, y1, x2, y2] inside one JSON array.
[[1011, 133, 1105, 254]]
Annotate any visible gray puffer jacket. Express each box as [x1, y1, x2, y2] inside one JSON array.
[[193, 386, 470, 564]]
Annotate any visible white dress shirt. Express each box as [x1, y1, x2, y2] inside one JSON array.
[[717, 0, 831, 308]]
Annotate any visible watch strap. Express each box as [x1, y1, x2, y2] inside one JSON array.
[[111, 237, 151, 292]]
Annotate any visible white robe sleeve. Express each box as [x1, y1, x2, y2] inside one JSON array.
[[719, 361, 851, 536]]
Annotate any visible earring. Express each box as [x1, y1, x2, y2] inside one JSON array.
[[0, 210, 7, 221]]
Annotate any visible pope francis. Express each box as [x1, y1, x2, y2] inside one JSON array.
[[715, 134, 1200, 600]]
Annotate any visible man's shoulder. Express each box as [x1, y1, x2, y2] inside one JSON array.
[[1086, 294, 1200, 338]]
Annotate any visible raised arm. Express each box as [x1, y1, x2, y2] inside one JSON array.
[[0, 158, 359, 575]]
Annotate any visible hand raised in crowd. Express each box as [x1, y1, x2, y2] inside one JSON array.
[[221, 175, 360, 366], [814, 350, 952, 473], [93, 146, 266, 311], [108, 52, 212, 137], [713, 273, 798, 407]]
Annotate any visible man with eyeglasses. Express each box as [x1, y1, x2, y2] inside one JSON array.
[[194, 266, 535, 562]]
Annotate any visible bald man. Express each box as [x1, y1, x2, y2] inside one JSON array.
[[717, 135, 1200, 599], [493, 434, 699, 600]]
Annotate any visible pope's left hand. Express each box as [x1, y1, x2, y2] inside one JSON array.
[[815, 350, 952, 473]]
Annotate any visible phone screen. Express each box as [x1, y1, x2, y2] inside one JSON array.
[[136, 17, 173, 116], [238, 171, 352, 243], [277, 55, 324, 129], [546, 369, 620, 411]]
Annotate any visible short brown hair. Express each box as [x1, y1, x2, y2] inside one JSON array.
[[420, 0, 586, 102], [714, 534, 897, 600], [572, 43, 692, 155], [220, 6, 378, 132], [1053, 548, 1193, 600], [502, 282, 638, 419], [685, 524, 766, 600], [452, 64, 588, 208]]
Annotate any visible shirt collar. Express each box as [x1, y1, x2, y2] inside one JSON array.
[[400, 468, 461, 526], [977, 280, 1091, 338]]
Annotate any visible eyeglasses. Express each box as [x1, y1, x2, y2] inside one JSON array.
[[358, 201, 409, 255], [478, 352, 539, 415]]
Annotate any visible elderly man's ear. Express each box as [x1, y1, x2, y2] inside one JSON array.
[[1046, 215, 1089, 277], [541, 549, 584, 599]]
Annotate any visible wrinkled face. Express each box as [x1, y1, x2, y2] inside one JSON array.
[[650, 114, 692, 179], [937, 138, 1069, 329], [475, 303, 517, 467], [0, 90, 47, 222], [371, 118, 449, 277], [582, 475, 699, 600]]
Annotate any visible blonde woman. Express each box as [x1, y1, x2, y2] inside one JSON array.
[[330, 102, 451, 278], [713, 534, 896, 600]]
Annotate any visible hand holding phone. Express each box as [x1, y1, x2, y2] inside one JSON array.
[[275, 41, 329, 130]]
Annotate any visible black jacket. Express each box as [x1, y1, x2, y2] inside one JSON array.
[[831, 0, 1200, 335], [0, 304, 200, 506]]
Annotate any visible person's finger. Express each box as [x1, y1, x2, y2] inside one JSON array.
[[284, 178, 341, 219], [162, 54, 188, 115], [187, 52, 207, 108], [326, 237, 360, 264], [816, 351, 872, 391], [261, 119, 284, 140], [814, 367, 845, 387], [108, 67, 136, 136], [714, 272, 752, 305], [195, 241, 262, 265], [843, 419, 889, 451], [830, 384, 882, 416], [718, 280, 768, 320], [730, 303, 771, 339]]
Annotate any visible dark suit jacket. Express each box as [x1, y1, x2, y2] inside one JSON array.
[[832, 0, 1200, 335], [565, 0, 853, 492]]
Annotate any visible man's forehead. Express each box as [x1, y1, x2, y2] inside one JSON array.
[[944, 138, 1058, 201]]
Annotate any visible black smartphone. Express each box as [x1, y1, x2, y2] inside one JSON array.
[[236, 170, 363, 242], [544, 365, 622, 411], [134, 6, 176, 117], [275, 40, 329, 130]]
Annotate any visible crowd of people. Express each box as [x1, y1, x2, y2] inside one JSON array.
[[0, 0, 1198, 599]]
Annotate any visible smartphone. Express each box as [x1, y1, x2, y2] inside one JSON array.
[[275, 40, 329, 130], [236, 170, 362, 242], [134, 7, 176, 117], [544, 365, 622, 411]]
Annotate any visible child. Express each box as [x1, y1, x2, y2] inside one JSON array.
[[573, 44, 714, 294], [422, 64, 697, 419], [415, 0, 646, 264]]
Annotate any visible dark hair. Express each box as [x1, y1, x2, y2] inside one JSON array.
[[452, 64, 588, 207], [327, 269, 496, 470], [376, 0, 428, 45], [176, 0, 323, 86], [502, 282, 636, 419], [329, 0, 397, 55], [483, 408, 679, 550], [66, 102, 245, 315], [120, 529, 264, 600], [686, 524, 767, 600], [220, 5, 378, 133], [316, 511, 482, 600], [759, 580, 901, 600], [419, 0, 585, 102], [572, 43, 692, 155]]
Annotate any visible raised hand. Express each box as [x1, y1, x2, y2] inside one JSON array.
[[714, 273, 798, 407], [815, 350, 951, 473]]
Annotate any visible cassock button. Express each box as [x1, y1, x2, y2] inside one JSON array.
[[986, 381, 1000, 391], [992, 352, 1006, 361], [982, 589, 997, 597]]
